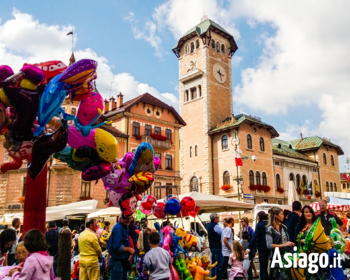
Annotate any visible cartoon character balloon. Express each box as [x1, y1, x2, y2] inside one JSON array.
[[152, 202, 166, 219], [141, 195, 156, 210], [161, 225, 173, 256], [128, 142, 155, 176], [119, 192, 138, 217]]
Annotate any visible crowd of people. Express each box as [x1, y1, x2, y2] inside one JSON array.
[[0, 199, 347, 279]]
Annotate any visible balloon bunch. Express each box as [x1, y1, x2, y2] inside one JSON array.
[[0, 59, 118, 181], [101, 142, 160, 217]]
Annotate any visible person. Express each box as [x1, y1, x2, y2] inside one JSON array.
[[45, 221, 59, 276], [245, 211, 269, 280], [282, 209, 291, 226], [218, 217, 234, 280], [240, 232, 252, 279], [8, 218, 21, 266], [108, 215, 135, 280], [9, 229, 57, 279], [316, 199, 344, 235], [137, 217, 151, 255], [266, 207, 295, 280], [287, 201, 302, 244], [135, 221, 140, 228], [238, 218, 254, 240], [100, 221, 111, 251], [78, 219, 103, 280], [143, 232, 172, 279], [295, 205, 317, 242], [13, 241, 28, 266], [207, 213, 222, 278], [327, 237, 346, 280], [128, 217, 139, 265], [0, 229, 16, 267], [228, 240, 246, 280]]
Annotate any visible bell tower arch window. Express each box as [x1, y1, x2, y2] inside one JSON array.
[[247, 134, 252, 149], [221, 44, 226, 53], [190, 42, 195, 53], [211, 39, 215, 49], [195, 39, 200, 49], [215, 41, 220, 52]]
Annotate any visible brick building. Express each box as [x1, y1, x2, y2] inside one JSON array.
[[0, 92, 185, 215], [174, 17, 344, 204]]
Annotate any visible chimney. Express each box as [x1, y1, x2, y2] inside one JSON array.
[[109, 96, 116, 111], [117, 92, 124, 108], [104, 99, 109, 113]]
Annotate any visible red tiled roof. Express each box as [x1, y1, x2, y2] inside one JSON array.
[[100, 124, 128, 138]]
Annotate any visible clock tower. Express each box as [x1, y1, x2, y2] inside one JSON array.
[[173, 16, 238, 194]]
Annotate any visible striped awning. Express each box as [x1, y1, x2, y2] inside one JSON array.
[[310, 202, 350, 211]]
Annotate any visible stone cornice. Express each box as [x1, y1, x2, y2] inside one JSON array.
[[179, 68, 204, 83], [122, 112, 183, 128]]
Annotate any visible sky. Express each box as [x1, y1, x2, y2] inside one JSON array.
[[0, 0, 349, 171]]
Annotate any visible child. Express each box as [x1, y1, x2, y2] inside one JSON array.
[[229, 240, 246, 280], [13, 242, 27, 266], [9, 229, 58, 280], [327, 237, 346, 280], [143, 232, 172, 280]]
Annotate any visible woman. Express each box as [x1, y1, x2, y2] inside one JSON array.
[[217, 217, 234, 280], [266, 207, 295, 280], [0, 229, 16, 267], [238, 217, 254, 240], [295, 205, 316, 243]]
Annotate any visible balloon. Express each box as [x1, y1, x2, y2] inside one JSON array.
[[0, 65, 14, 83], [34, 74, 68, 137], [94, 128, 119, 162], [68, 126, 96, 149], [0, 103, 8, 132], [32, 60, 67, 83], [128, 142, 155, 176], [152, 202, 166, 219], [141, 194, 156, 210], [20, 64, 45, 85], [1, 141, 32, 173], [164, 194, 176, 203], [330, 218, 346, 254], [75, 146, 101, 164], [53, 146, 92, 171], [102, 164, 132, 192], [2, 72, 43, 144], [174, 259, 193, 280], [181, 197, 196, 212], [119, 192, 138, 217], [161, 225, 173, 256], [139, 203, 152, 215], [82, 162, 112, 181], [95, 224, 104, 238], [187, 263, 209, 280], [170, 265, 181, 280], [303, 217, 329, 253], [176, 228, 198, 250], [107, 190, 124, 207], [166, 198, 182, 216], [172, 232, 187, 258], [154, 156, 161, 170], [154, 222, 163, 247], [177, 209, 190, 218], [129, 172, 155, 194], [77, 91, 104, 126], [58, 59, 98, 85], [28, 119, 68, 179], [189, 206, 200, 218]]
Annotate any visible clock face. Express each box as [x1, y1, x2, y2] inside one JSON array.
[[213, 63, 227, 83]]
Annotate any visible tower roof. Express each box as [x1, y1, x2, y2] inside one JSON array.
[[172, 18, 238, 57]]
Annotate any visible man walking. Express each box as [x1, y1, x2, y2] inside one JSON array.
[[207, 213, 222, 277], [45, 221, 59, 276], [8, 218, 21, 266], [288, 201, 302, 244], [79, 219, 102, 280], [108, 215, 135, 280], [316, 199, 344, 235]]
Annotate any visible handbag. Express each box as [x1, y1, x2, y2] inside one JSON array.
[[242, 256, 251, 271]]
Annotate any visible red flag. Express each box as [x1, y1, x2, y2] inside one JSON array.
[[343, 173, 349, 182], [67, 31, 73, 36], [235, 157, 243, 166]]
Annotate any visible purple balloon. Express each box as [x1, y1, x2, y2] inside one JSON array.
[[58, 59, 98, 84], [0, 65, 14, 83], [20, 65, 45, 84]]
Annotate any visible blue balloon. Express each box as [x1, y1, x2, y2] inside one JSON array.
[[128, 142, 155, 176], [34, 74, 68, 137], [154, 222, 163, 247], [165, 198, 181, 215]]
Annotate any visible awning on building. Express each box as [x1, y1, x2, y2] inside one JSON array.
[[310, 201, 350, 211], [87, 207, 121, 218]]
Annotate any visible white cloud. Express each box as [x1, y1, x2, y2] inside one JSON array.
[[0, 9, 178, 109]]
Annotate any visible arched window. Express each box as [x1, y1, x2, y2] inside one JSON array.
[[262, 172, 267, 186], [330, 182, 333, 192], [302, 175, 307, 188], [260, 137, 265, 152], [215, 41, 220, 52], [296, 174, 301, 188], [185, 90, 189, 102], [185, 44, 190, 54], [256, 171, 261, 185], [221, 44, 226, 53], [247, 134, 252, 149], [222, 135, 228, 150], [223, 171, 230, 185], [331, 155, 334, 166], [276, 174, 281, 188], [326, 182, 329, 191], [249, 171, 254, 186], [211, 39, 215, 49], [190, 42, 195, 53], [190, 177, 198, 192], [195, 145, 198, 156], [289, 173, 294, 181], [323, 153, 327, 165], [190, 146, 192, 158], [195, 39, 200, 49], [334, 183, 337, 192]]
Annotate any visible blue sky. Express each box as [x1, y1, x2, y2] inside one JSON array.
[[0, 0, 349, 171]]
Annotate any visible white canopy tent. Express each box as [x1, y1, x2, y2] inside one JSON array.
[[87, 207, 121, 218]]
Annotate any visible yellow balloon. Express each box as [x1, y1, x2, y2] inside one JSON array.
[[94, 128, 118, 162], [20, 78, 38, 90], [0, 88, 11, 107]]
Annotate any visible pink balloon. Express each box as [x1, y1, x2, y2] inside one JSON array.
[[170, 264, 180, 280], [108, 190, 123, 206], [68, 126, 96, 149], [139, 203, 152, 215], [81, 162, 112, 181], [161, 225, 173, 256], [77, 91, 104, 126]]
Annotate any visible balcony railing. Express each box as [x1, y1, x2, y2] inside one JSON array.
[[141, 135, 171, 150]]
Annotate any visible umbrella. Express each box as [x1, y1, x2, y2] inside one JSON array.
[[288, 180, 298, 205]]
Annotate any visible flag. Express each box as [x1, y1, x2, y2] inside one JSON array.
[[343, 173, 349, 182], [235, 157, 243, 166], [67, 31, 73, 36]]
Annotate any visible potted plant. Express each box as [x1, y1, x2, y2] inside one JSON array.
[[303, 189, 309, 195], [263, 186, 271, 192], [249, 185, 258, 191], [221, 184, 232, 191], [276, 187, 284, 194], [315, 191, 321, 198]]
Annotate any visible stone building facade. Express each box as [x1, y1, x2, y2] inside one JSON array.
[[174, 17, 344, 205]]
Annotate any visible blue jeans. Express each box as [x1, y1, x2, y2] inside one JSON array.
[[210, 248, 222, 277], [108, 257, 128, 280], [259, 250, 270, 280], [217, 256, 229, 280]]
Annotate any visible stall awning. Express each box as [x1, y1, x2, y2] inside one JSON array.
[[326, 196, 350, 205], [46, 200, 98, 221], [87, 207, 121, 218], [310, 202, 350, 211]]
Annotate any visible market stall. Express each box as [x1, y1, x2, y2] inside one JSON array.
[[310, 202, 350, 211]]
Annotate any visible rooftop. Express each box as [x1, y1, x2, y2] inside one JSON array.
[[289, 136, 344, 155], [272, 139, 315, 162]]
